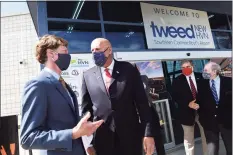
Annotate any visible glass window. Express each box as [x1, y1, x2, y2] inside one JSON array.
[[212, 32, 232, 49], [228, 15, 232, 30], [166, 61, 182, 73], [104, 24, 147, 50], [207, 12, 229, 30], [48, 22, 102, 53], [166, 60, 209, 74], [47, 1, 99, 20], [101, 2, 143, 23]]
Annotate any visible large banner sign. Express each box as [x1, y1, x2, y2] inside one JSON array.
[[140, 2, 215, 49]]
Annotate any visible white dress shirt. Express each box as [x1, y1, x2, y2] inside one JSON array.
[[100, 59, 115, 87], [185, 72, 197, 92], [44, 67, 74, 107], [209, 75, 220, 100]]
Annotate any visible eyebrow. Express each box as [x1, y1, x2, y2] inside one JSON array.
[[91, 47, 101, 51]]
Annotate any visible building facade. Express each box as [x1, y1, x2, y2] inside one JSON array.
[[0, 1, 231, 155], [27, 1, 232, 148], [1, 13, 39, 117], [1, 13, 39, 155]]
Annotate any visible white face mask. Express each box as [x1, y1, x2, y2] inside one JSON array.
[[202, 72, 211, 79]]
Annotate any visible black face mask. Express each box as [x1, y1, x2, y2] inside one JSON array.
[[92, 47, 109, 67], [54, 54, 71, 71]]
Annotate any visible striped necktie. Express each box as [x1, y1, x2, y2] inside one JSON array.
[[104, 68, 112, 92], [211, 80, 219, 104], [189, 76, 197, 99], [59, 76, 67, 90]]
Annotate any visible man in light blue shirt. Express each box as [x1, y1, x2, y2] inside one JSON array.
[[196, 62, 232, 155]]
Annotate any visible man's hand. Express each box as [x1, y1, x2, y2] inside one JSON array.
[[188, 99, 199, 110], [72, 112, 104, 139], [143, 137, 155, 155], [87, 146, 96, 155]]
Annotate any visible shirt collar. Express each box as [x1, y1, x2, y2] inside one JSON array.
[[102, 59, 115, 70], [210, 75, 220, 83], [44, 67, 60, 80], [185, 72, 195, 78]]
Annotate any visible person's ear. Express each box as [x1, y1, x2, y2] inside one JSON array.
[[109, 47, 112, 54]]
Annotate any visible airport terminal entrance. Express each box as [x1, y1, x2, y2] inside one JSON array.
[[115, 51, 231, 149]]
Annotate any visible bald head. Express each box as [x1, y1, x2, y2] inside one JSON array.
[[91, 38, 112, 52]]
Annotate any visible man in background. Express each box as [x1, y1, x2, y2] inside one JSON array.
[[196, 62, 232, 155], [172, 60, 207, 155]]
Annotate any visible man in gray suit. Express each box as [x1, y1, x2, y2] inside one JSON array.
[[82, 38, 155, 155], [20, 35, 103, 155]]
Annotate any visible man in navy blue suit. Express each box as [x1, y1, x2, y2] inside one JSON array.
[[20, 35, 103, 155]]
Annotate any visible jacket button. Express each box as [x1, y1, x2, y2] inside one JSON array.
[[215, 115, 217, 117], [216, 106, 218, 108]]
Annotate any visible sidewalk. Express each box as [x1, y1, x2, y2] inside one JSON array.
[[19, 128, 226, 155], [166, 139, 226, 155], [19, 140, 226, 155]]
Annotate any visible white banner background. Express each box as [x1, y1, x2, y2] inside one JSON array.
[[61, 53, 94, 152]]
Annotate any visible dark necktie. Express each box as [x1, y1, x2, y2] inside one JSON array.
[[104, 68, 112, 92], [189, 76, 197, 99], [211, 80, 219, 104]]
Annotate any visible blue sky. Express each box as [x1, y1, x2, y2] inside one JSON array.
[[1, 1, 29, 17]]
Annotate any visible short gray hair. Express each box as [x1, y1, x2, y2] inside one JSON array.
[[206, 61, 221, 75]]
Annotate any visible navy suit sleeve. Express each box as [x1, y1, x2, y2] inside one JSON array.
[[80, 73, 94, 145], [20, 80, 73, 151], [132, 64, 153, 137]]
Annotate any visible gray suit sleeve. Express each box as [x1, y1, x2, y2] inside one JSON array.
[[81, 73, 94, 121], [20, 80, 73, 151]]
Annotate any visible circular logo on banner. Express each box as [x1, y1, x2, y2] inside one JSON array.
[[72, 70, 79, 76]]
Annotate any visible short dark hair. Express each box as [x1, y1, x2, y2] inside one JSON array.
[[181, 60, 193, 66]]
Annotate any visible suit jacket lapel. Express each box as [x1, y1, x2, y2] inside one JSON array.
[[94, 66, 109, 96], [66, 84, 79, 119], [194, 73, 200, 93], [45, 72, 76, 115], [219, 76, 224, 104], [181, 74, 192, 94], [111, 60, 120, 86]]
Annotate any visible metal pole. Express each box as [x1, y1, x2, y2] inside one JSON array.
[[160, 101, 169, 143]]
